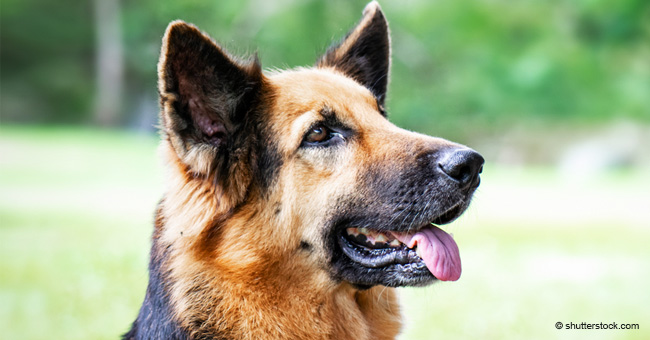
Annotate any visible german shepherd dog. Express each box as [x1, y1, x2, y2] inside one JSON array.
[[125, 2, 483, 339]]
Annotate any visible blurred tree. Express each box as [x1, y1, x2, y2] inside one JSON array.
[[1, 0, 648, 142], [93, 0, 123, 126], [1, 0, 95, 124]]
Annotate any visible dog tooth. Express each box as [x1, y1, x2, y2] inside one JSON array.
[[358, 227, 369, 235], [389, 239, 401, 247], [347, 228, 359, 236], [415, 246, 422, 259], [375, 234, 388, 243]]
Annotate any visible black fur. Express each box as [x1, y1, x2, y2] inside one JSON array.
[[318, 4, 391, 110], [123, 207, 190, 340], [159, 21, 285, 200], [160, 22, 263, 148]]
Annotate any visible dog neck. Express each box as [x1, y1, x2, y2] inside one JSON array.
[[126, 155, 403, 339], [127, 215, 402, 340]]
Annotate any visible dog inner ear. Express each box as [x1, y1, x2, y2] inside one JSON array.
[[317, 1, 391, 109], [158, 21, 263, 174]]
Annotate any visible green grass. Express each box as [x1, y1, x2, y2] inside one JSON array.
[[1, 126, 648, 339], [0, 126, 160, 340]]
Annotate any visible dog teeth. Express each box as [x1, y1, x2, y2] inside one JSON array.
[[347, 227, 405, 248], [346, 227, 359, 236], [415, 246, 422, 259]]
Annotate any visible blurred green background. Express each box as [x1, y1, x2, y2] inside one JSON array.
[[1, 0, 649, 339]]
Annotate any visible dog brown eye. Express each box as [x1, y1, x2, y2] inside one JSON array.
[[305, 126, 329, 143]]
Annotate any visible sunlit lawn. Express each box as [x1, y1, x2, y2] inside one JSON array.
[[1, 126, 648, 340]]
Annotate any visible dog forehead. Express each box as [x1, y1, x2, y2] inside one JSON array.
[[265, 68, 388, 148], [267, 68, 379, 117]]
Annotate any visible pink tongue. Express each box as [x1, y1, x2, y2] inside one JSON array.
[[391, 226, 461, 281]]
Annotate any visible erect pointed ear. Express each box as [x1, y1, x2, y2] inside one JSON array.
[[158, 21, 263, 175], [317, 1, 391, 109]]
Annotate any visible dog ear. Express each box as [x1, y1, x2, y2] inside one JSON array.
[[158, 21, 263, 175], [317, 1, 390, 109]]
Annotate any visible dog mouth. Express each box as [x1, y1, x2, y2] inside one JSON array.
[[337, 204, 464, 283]]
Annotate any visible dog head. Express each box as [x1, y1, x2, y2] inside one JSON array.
[[157, 1, 483, 289]]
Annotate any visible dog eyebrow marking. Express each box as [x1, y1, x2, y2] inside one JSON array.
[[319, 106, 353, 133], [299, 241, 313, 252], [320, 106, 335, 118], [319, 106, 341, 127]]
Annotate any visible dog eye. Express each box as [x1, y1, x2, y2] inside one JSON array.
[[305, 125, 330, 143], [301, 124, 345, 148]]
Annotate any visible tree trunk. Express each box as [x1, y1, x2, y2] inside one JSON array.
[[93, 0, 123, 126]]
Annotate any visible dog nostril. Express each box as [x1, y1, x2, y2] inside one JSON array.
[[438, 149, 485, 188], [440, 163, 470, 183], [458, 165, 471, 181]]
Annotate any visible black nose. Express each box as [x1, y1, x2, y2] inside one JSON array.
[[438, 148, 484, 190]]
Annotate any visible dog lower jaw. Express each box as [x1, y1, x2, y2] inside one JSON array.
[[336, 218, 463, 285], [340, 233, 423, 268], [335, 231, 436, 288]]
